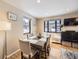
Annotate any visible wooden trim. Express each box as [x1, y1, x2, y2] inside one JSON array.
[[7, 49, 20, 59]]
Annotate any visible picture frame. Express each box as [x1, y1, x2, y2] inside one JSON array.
[[7, 12, 17, 21]]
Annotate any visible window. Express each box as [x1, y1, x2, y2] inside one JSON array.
[[44, 19, 61, 33], [56, 20, 61, 32], [49, 20, 56, 32], [44, 21, 48, 32], [23, 17, 31, 34]]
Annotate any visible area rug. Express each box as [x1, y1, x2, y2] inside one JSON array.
[[48, 48, 78, 59], [61, 48, 78, 59]]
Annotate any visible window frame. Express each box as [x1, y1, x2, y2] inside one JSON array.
[[44, 20, 49, 32], [44, 19, 61, 33]]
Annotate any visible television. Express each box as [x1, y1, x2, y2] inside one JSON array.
[[64, 18, 78, 26], [61, 31, 78, 43]]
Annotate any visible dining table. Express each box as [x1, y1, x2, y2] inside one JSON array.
[[23, 37, 49, 59], [24, 37, 47, 48]]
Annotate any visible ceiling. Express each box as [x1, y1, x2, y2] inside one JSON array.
[[2, 0, 78, 18]]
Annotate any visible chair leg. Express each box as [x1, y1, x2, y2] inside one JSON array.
[[47, 47, 50, 56], [47, 48, 49, 56], [29, 55, 31, 59], [35, 51, 40, 59], [21, 52, 23, 59], [37, 51, 41, 59], [45, 52, 47, 59], [45, 49, 47, 59]]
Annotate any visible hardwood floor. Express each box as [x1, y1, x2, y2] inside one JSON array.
[[50, 43, 77, 51]]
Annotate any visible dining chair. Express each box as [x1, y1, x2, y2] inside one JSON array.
[[47, 36, 51, 56], [19, 39, 39, 59], [43, 35, 51, 59], [38, 37, 50, 59]]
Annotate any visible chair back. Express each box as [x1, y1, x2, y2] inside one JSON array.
[[48, 36, 50, 47], [44, 37, 50, 50], [19, 40, 31, 55]]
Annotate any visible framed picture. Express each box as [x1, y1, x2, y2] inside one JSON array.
[[7, 12, 17, 21]]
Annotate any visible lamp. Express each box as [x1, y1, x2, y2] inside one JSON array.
[[0, 20, 11, 59], [37, 0, 40, 3]]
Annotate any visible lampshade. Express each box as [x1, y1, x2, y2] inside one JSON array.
[[37, 0, 40, 3], [0, 20, 11, 30]]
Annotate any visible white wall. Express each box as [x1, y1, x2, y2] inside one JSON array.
[[0, 1, 36, 59]]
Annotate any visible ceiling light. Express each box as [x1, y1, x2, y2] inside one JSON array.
[[37, 0, 40, 3]]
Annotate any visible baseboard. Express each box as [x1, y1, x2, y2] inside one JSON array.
[[52, 42, 61, 44], [7, 49, 21, 59]]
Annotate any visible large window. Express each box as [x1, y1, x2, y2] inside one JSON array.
[[23, 17, 31, 34], [44, 19, 61, 33]]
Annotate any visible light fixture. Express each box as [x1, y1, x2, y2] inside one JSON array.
[[0, 20, 11, 59], [37, 0, 40, 3]]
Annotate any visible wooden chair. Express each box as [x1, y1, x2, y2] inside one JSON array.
[[45, 37, 50, 59], [47, 36, 51, 56], [40, 37, 50, 59], [19, 40, 39, 59]]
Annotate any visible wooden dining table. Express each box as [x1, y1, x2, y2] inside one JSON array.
[[24, 38, 47, 49], [23, 37, 48, 59]]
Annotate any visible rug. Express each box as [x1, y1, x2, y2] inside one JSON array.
[[61, 48, 78, 59], [48, 48, 78, 59]]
